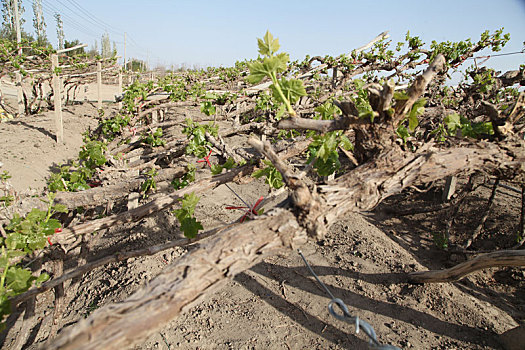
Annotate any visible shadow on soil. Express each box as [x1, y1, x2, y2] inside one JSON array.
[[365, 186, 524, 325], [237, 261, 491, 348], [11, 120, 55, 141]]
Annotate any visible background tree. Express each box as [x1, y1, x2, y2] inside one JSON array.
[[101, 32, 111, 58], [1, 0, 28, 40], [54, 12, 63, 50], [126, 58, 145, 72], [86, 39, 99, 58], [64, 39, 84, 56], [32, 0, 47, 46]]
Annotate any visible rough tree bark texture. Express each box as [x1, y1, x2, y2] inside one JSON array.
[[408, 250, 525, 283], [44, 136, 524, 349], [45, 210, 306, 350]]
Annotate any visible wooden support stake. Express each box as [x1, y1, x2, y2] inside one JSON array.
[[331, 66, 338, 89], [97, 61, 102, 110], [152, 110, 158, 124], [41, 81, 47, 100], [15, 72, 24, 115], [442, 175, 457, 202], [118, 70, 123, 110], [51, 54, 63, 144], [127, 168, 140, 210], [514, 185, 525, 249]]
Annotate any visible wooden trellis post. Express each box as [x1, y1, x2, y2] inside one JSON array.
[[442, 176, 457, 202], [97, 61, 102, 110], [15, 72, 24, 115], [152, 110, 158, 124], [118, 70, 123, 110], [51, 54, 63, 144]]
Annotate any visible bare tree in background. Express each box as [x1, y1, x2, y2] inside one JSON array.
[[101, 32, 111, 58], [54, 12, 63, 50], [1, 0, 24, 39], [32, 0, 47, 46]]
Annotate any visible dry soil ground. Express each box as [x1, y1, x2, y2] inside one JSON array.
[[0, 99, 523, 350]]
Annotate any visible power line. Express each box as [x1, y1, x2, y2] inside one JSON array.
[[467, 50, 525, 60], [33, 0, 160, 65], [38, 0, 128, 52], [65, 0, 123, 34], [54, 0, 110, 33], [125, 33, 162, 61], [58, 0, 124, 38], [40, 0, 102, 39]]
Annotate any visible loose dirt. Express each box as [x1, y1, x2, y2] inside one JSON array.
[[0, 101, 523, 349]]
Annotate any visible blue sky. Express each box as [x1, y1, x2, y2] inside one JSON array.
[[17, 0, 525, 73]]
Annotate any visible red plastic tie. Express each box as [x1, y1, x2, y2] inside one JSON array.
[[226, 195, 264, 223], [197, 150, 213, 168]]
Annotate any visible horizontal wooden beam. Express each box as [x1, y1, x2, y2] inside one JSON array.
[[56, 44, 87, 54]]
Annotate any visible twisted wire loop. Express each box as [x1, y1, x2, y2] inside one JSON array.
[[298, 250, 401, 350]]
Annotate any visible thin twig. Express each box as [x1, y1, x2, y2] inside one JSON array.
[[463, 179, 499, 249], [10, 231, 219, 306], [512, 185, 525, 249]]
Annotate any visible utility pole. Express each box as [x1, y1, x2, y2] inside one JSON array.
[[13, 0, 22, 54], [123, 33, 126, 70]]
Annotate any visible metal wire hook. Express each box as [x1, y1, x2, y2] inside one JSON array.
[[297, 249, 401, 350]]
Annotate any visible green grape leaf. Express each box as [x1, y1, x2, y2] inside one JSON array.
[[339, 135, 354, 151], [179, 217, 203, 239], [247, 54, 289, 84], [396, 124, 410, 142], [246, 61, 270, 84], [35, 272, 50, 286], [273, 78, 306, 105], [181, 193, 200, 216], [6, 266, 34, 293], [55, 203, 71, 213], [317, 133, 338, 162], [408, 98, 426, 131], [444, 113, 461, 133], [272, 53, 290, 72], [173, 208, 188, 223], [314, 152, 340, 177], [27, 235, 47, 251], [252, 168, 267, 179], [43, 219, 61, 236], [211, 164, 223, 175], [223, 158, 236, 170], [315, 101, 341, 120], [252, 160, 283, 189], [258, 30, 280, 56], [471, 122, 494, 136], [275, 104, 286, 120], [393, 91, 409, 101], [5, 232, 25, 251]]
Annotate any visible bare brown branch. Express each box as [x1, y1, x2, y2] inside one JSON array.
[[393, 54, 446, 124], [43, 210, 306, 350], [408, 250, 525, 283]]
